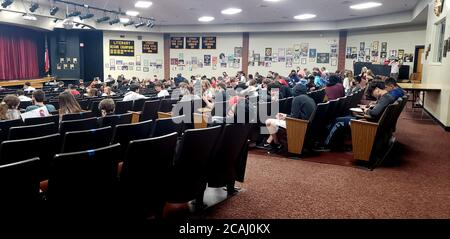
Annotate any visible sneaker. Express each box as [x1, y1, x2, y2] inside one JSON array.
[[312, 146, 331, 152], [268, 144, 283, 154]]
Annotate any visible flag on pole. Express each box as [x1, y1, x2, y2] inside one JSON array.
[[44, 35, 50, 75]]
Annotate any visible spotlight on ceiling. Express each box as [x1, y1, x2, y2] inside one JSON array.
[[67, 10, 81, 18], [146, 19, 155, 28], [29, 2, 39, 12], [50, 6, 59, 15], [96, 16, 110, 23], [1, 0, 13, 8], [124, 20, 135, 27], [109, 18, 120, 25], [23, 13, 37, 21], [79, 13, 94, 20]]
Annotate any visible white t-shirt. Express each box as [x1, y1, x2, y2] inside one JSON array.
[[123, 91, 147, 101], [18, 95, 32, 102], [157, 90, 170, 98], [390, 62, 400, 74]]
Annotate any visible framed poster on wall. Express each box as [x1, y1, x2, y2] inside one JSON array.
[[170, 37, 184, 49], [202, 37, 217, 49], [186, 37, 200, 49], [110, 40, 135, 56], [142, 41, 158, 54]]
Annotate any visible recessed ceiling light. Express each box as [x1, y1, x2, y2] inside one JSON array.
[[221, 8, 242, 15], [120, 18, 130, 23], [23, 14, 37, 21], [350, 2, 382, 10], [294, 14, 316, 20], [135, 1, 153, 8], [126, 11, 139, 17], [198, 16, 215, 22]]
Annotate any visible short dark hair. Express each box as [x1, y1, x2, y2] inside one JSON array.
[[16, 90, 25, 96], [130, 84, 140, 92], [366, 81, 385, 98], [98, 99, 115, 114], [32, 90, 45, 103], [385, 77, 398, 86], [25, 82, 31, 87]]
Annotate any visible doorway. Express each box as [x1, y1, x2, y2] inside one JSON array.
[[414, 45, 425, 83]]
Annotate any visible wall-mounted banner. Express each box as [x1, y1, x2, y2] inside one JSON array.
[[186, 37, 200, 49], [202, 36, 217, 49], [171, 37, 185, 49], [110, 40, 135, 56], [142, 41, 158, 54]]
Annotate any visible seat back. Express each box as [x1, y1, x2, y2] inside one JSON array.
[[78, 100, 90, 110], [98, 113, 133, 128], [324, 99, 339, 125], [61, 127, 113, 153], [0, 119, 23, 142], [310, 89, 326, 104], [151, 116, 185, 137], [132, 98, 147, 112], [115, 101, 134, 114], [61, 111, 95, 121], [159, 99, 178, 113], [120, 133, 178, 216], [89, 100, 102, 117], [48, 144, 121, 203], [19, 101, 33, 110], [0, 134, 61, 179], [8, 122, 58, 140], [0, 158, 41, 202], [169, 126, 222, 203], [208, 124, 250, 188], [24, 115, 59, 126], [280, 97, 293, 115], [112, 120, 153, 155], [59, 117, 98, 135], [140, 100, 161, 122]]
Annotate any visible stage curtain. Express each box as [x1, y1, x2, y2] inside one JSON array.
[[0, 27, 39, 80]]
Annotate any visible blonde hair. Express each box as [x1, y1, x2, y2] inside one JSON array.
[[59, 91, 82, 115]]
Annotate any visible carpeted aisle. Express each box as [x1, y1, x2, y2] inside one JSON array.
[[201, 110, 450, 219]]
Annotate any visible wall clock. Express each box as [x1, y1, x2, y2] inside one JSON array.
[[434, 0, 445, 17]]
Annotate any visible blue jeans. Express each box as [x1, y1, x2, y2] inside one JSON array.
[[325, 116, 355, 146]]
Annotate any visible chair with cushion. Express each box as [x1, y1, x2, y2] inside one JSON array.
[[19, 101, 33, 110], [0, 119, 23, 143], [139, 100, 161, 122], [115, 101, 134, 114], [112, 120, 154, 157], [0, 158, 41, 203], [61, 111, 95, 121], [132, 98, 146, 112], [167, 126, 222, 205], [120, 133, 178, 219], [98, 113, 133, 128], [61, 127, 113, 153], [59, 117, 98, 135], [0, 134, 61, 180], [89, 100, 102, 117], [47, 144, 121, 211], [8, 122, 58, 140], [24, 115, 59, 127], [151, 115, 185, 138]]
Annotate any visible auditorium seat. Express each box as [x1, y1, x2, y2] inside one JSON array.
[[115, 101, 134, 114], [0, 134, 61, 179], [167, 126, 222, 205], [207, 124, 251, 195], [8, 122, 58, 140], [24, 115, 59, 126], [132, 98, 146, 112], [19, 101, 33, 110], [47, 144, 121, 207], [120, 132, 178, 219], [285, 102, 329, 155], [61, 127, 113, 153], [98, 113, 133, 128], [151, 116, 185, 138], [59, 117, 99, 135], [280, 97, 293, 115], [0, 158, 41, 202], [78, 100, 90, 110], [308, 89, 326, 104], [89, 100, 102, 117], [0, 119, 23, 142], [139, 99, 161, 122], [61, 111, 95, 121], [159, 98, 178, 113], [112, 120, 154, 157]]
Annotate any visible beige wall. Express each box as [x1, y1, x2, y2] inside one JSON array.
[[423, 0, 450, 127]]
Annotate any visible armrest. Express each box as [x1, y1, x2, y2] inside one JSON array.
[[158, 112, 172, 119], [193, 113, 210, 129], [128, 111, 142, 123], [350, 119, 379, 161], [285, 117, 310, 155]]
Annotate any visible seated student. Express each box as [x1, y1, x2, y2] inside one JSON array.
[[123, 84, 147, 102], [59, 91, 82, 116], [23, 82, 36, 93], [17, 90, 32, 102], [98, 98, 115, 117], [323, 81, 397, 149], [351, 76, 363, 94], [239, 79, 258, 98], [179, 82, 201, 101], [155, 81, 170, 98], [54, 81, 65, 92], [68, 84, 81, 97], [26, 90, 56, 113], [325, 75, 345, 100], [84, 87, 99, 98], [385, 77, 405, 99], [102, 86, 116, 97], [0, 95, 22, 120], [313, 72, 325, 88], [264, 85, 316, 153], [306, 75, 317, 92]]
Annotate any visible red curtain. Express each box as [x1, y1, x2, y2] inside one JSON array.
[[0, 30, 39, 80]]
